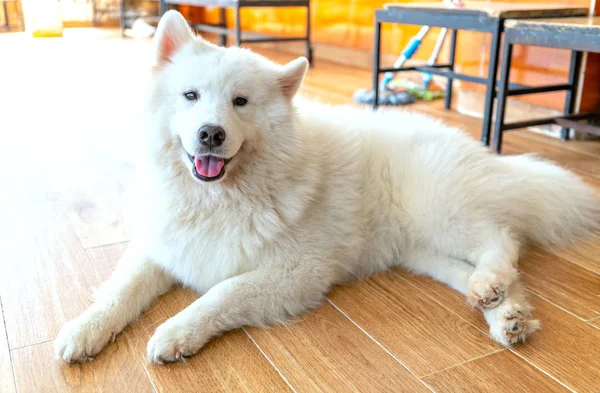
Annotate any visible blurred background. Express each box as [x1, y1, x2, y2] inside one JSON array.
[[2, 0, 599, 123]]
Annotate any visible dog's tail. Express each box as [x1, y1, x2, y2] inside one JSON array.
[[500, 154, 600, 248]]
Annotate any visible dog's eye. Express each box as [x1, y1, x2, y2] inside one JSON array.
[[184, 91, 198, 101], [233, 96, 248, 107]]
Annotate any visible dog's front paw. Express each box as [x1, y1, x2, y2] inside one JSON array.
[[146, 319, 209, 365], [54, 310, 115, 363]]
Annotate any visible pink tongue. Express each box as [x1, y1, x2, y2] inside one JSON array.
[[195, 156, 225, 178]]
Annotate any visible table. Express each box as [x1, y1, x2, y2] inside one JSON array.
[[159, 0, 312, 64], [493, 16, 600, 153], [372, 2, 588, 146]]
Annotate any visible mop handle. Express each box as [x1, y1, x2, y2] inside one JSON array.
[[428, 28, 448, 66], [381, 26, 431, 88], [421, 28, 448, 89]]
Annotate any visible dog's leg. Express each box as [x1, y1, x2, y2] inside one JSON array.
[[402, 249, 538, 346], [466, 227, 521, 310], [145, 265, 332, 364], [400, 249, 474, 295], [54, 248, 175, 362]]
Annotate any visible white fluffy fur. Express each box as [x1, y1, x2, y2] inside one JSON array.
[[54, 11, 600, 364]]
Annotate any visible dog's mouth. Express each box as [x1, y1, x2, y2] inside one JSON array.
[[187, 153, 232, 182]]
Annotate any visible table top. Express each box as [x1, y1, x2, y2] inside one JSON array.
[[383, 2, 588, 19], [505, 16, 600, 35]]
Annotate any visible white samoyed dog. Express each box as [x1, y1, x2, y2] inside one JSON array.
[[54, 10, 600, 364]]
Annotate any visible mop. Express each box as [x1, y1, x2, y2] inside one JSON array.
[[354, 26, 431, 106], [354, 0, 464, 106], [388, 27, 448, 102]]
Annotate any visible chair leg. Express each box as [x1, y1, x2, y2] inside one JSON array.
[[219, 7, 227, 47], [3, 1, 10, 31], [492, 39, 513, 154], [481, 23, 502, 146], [91, 0, 97, 28], [305, 3, 312, 66], [234, 5, 241, 46], [561, 50, 582, 140], [159, 0, 168, 16], [372, 20, 382, 111], [444, 29, 457, 110], [120, 0, 126, 37]]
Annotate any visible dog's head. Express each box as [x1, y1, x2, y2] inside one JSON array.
[[148, 10, 308, 184]]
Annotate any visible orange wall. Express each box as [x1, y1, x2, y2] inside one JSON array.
[[579, 0, 600, 112], [0, 1, 21, 29], [182, 0, 597, 111], [454, 0, 592, 110], [181, 0, 451, 55]]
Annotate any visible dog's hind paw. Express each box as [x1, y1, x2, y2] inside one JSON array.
[[467, 269, 515, 310], [490, 303, 540, 346], [467, 284, 506, 311]]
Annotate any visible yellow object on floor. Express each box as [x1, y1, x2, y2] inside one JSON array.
[[31, 28, 64, 38]]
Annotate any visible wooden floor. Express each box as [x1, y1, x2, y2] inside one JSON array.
[[1, 29, 599, 393]]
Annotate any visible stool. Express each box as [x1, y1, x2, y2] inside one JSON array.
[[372, 2, 587, 146], [493, 17, 600, 153], [160, 0, 312, 65]]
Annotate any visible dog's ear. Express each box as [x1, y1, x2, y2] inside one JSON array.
[[153, 10, 194, 66], [278, 57, 309, 99]]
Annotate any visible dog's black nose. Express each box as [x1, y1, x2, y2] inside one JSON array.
[[198, 125, 226, 147]]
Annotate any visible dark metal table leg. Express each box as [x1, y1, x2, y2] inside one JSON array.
[[372, 19, 382, 111], [159, 0, 168, 17], [92, 0, 97, 28], [481, 22, 502, 146], [19, 0, 23, 30], [234, 5, 241, 46], [219, 7, 227, 47], [120, 0, 126, 37], [3, 1, 9, 31], [492, 39, 513, 154], [445, 29, 457, 110], [305, 3, 312, 66], [561, 50, 583, 140]]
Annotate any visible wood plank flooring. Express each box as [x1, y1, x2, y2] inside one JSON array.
[[422, 350, 570, 393], [0, 29, 599, 392], [0, 300, 15, 393]]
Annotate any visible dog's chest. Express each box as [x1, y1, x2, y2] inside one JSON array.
[[148, 205, 284, 294]]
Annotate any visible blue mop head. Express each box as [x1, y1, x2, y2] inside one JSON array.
[[353, 87, 416, 106]]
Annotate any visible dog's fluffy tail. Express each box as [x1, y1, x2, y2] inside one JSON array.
[[500, 154, 600, 248]]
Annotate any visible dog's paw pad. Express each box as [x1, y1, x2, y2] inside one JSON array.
[[492, 303, 540, 346], [468, 283, 507, 310], [467, 269, 516, 310]]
